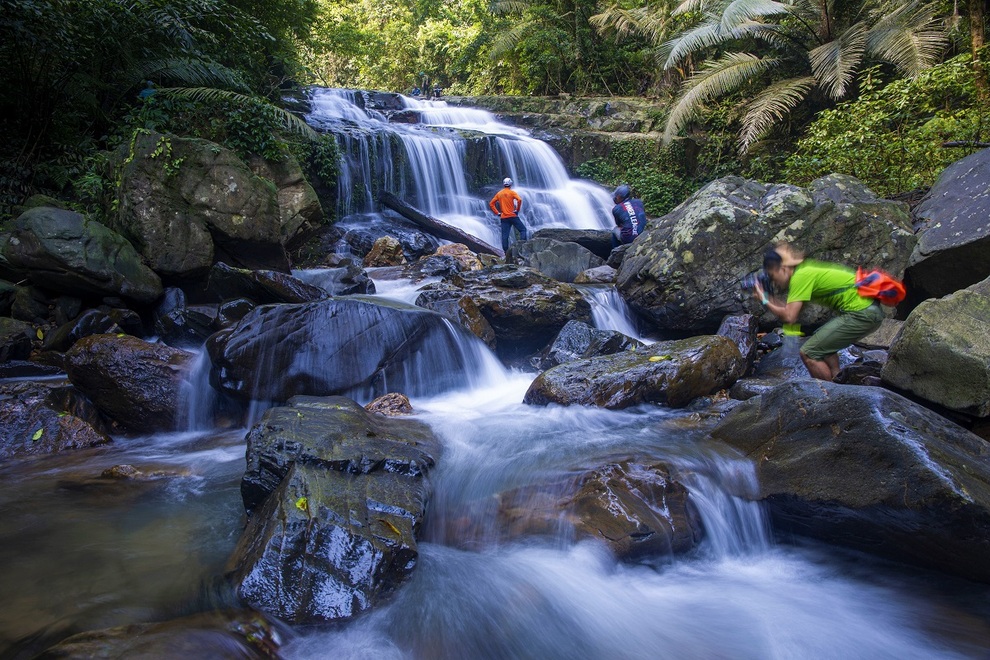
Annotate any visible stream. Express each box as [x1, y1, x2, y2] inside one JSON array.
[[2, 90, 990, 658]]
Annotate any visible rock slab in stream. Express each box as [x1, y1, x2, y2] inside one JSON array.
[[228, 396, 440, 623], [208, 297, 476, 402], [415, 265, 591, 361], [524, 335, 745, 409], [64, 334, 194, 433], [0, 381, 111, 460], [711, 380, 990, 582], [496, 461, 703, 560]]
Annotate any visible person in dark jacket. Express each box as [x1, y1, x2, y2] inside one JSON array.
[[611, 184, 645, 248]]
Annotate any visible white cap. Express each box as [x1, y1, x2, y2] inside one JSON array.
[[503, 177, 513, 187]]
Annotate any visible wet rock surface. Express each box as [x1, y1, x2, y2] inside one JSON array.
[[228, 396, 440, 623], [64, 334, 194, 433], [524, 335, 745, 409], [208, 262, 327, 305], [415, 264, 592, 361], [495, 461, 703, 560], [208, 297, 475, 402], [712, 380, 990, 582], [0, 381, 111, 460], [537, 319, 640, 369], [35, 609, 281, 659], [507, 237, 604, 283]]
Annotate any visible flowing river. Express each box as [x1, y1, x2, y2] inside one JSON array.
[[2, 91, 990, 657]]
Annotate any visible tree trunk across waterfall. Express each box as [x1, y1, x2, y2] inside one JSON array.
[[380, 192, 504, 258]]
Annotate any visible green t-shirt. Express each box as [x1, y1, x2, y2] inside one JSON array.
[[786, 260, 873, 312]]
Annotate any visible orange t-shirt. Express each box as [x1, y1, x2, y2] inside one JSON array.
[[489, 188, 522, 218]]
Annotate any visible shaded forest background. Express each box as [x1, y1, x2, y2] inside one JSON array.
[[1, 0, 988, 222]]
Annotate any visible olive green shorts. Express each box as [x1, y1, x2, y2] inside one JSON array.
[[801, 303, 884, 360]]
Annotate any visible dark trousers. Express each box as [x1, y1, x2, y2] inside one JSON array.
[[500, 216, 528, 251]]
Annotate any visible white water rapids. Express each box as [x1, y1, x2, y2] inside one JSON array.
[[1, 91, 989, 657]]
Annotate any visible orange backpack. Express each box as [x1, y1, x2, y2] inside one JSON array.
[[854, 267, 906, 306]]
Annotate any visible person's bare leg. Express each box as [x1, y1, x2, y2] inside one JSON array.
[[824, 353, 840, 379], [800, 351, 834, 381]]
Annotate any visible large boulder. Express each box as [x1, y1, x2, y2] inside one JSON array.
[[711, 380, 990, 582], [0, 381, 111, 460], [207, 297, 480, 402], [64, 334, 194, 433], [115, 130, 288, 279], [507, 237, 605, 283], [414, 265, 592, 361], [208, 262, 326, 305], [524, 335, 745, 409], [0, 207, 163, 303], [494, 461, 703, 560], [616, 175, 915, 333], [228, 396, 440, 623], [249, 153, 324, 242], [881, 276, 990, 417], [907, 147, 990, 302]]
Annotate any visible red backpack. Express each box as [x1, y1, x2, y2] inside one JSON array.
[[854, 267, 906, 306]]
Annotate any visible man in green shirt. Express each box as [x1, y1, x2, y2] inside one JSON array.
[[753, 242, 884, 380]]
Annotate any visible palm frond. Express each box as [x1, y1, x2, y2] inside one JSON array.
[[808, 22, 867, 100], [591, 5, 673, 44], [491, 0, 532, 16], [662, 17, 772, 67], [673, 0, 721, 16], [663, 52, 780, 143], [489, 22, 531, 57], [866, 1, 947, 76], [130, 58, 250, 92], [738, 75, 816, 151], [157, 88, 319, 140], [720, 0, 791, 32]]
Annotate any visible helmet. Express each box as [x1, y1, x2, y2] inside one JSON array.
[[503, 177, 513, 187], [613, 184, 631, 202]]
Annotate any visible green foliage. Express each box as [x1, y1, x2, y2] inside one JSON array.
[[655, 0, 948, 152], [307, 135, 342, 182], [576, 140, 698, 216], [783, 53, 990, 195]]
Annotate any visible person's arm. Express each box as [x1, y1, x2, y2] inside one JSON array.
[[489, 195, 500, 215], [754, 283, 802, 323]]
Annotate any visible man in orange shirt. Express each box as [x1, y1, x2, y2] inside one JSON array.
[[489, 177, 528, 252]]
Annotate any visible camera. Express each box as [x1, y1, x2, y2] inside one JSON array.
[[741, 270, 772, 293]]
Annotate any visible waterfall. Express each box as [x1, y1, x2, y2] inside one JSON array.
[[176, 347, 217, 432], [305, 88, 614, 251], [579, 284, 650, 342]]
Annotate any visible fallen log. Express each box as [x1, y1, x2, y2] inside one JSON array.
[[381, 192, 504, 258]]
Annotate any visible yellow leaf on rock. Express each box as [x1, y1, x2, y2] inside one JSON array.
[[380, 519, 401, 536], [32, 428, 44, 441], [35, 329, 43, 340], [294, 497, 308, 513], [649, 355, 672, 362]]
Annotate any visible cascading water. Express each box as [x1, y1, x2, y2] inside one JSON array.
[[3, 91, 990, 658], [579, 284, 648, 342], [306, 88, 614, 251]]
